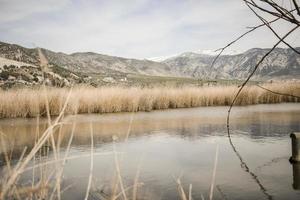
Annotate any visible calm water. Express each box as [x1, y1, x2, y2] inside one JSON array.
[[0, 103, 300, 200]]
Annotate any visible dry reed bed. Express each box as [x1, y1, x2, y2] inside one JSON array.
[[0, 82, 299, 199], [0, 83, 299, 118]]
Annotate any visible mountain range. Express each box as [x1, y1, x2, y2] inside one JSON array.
[[0, 41, 299, 83]]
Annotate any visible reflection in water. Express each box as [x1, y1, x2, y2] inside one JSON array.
[[292, 163, 300, 190], [1, 104, 299, 154], [0, 103, 300, 199], [255, 156, 287, 172], [227, 107, 275, 199], [227, 131, 273, 200], [216, 185, 229, 200]]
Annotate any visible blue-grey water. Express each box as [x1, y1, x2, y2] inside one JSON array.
[[0, 103, 300, 200]]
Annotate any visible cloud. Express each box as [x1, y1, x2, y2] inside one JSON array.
[[0, 0, 70, 23], [0, 0, 299, 59]]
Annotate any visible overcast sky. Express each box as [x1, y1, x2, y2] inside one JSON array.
[[0, 0, 299, 59]]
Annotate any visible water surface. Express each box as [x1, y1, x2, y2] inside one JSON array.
[[0, 103, 300, 200]]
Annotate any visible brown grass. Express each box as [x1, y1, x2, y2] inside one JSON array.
[[0, 82, 299, 199], [0, 82, 299, 118]]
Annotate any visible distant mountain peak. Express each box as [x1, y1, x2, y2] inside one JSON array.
[[149, 49, 242, 62], [0, 41, 299, 81], [163, 47, 300, 80]]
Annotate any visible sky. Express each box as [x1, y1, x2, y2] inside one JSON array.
[[0, 0, 299, 59]]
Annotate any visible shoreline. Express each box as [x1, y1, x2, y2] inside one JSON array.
[[0, 102, 300, 121], [0, 83, 299, 119]]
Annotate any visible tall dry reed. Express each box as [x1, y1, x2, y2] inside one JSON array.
[[0, 82, 299, 118], [1, 82, 299, 199]]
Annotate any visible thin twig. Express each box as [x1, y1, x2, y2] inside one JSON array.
[[226, 25, 299, 132], [292, 0, 300, 15], [207, 6, 297, 71], [226, 133, 273, 199], [256, 84, 300, 99], [245, 1, 300, 54]]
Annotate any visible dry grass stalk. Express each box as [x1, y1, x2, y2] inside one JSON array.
[[176, 178, 188, 200], [209, 144, 219, 200], [0, 88, 73, 199], [132, 157, 143, 200], [23, 152, 119, 173], [1, 81, 298, 199], [112, 138, 128, 200], [188, 184, 192, 200], [84, 123, 94, 200]]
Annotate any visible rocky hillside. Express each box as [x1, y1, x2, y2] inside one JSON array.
[[0, 42, 40, 66], [0, 41, 178, 77], [0, 57, 85, 89], [0, 41, 299, 82], [47, 51, 179, 76], [163, 48, 300, 80]]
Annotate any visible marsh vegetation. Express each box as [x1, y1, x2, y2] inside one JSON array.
[[0, 82, 299, 118]]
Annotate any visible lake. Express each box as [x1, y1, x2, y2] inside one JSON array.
[[0, 103, 300, 200]]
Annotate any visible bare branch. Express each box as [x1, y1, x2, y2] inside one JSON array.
[[227, 131, 273, 199], [226, 25, 299, 130], [256, 84, 300, 99], [209, 20, 267, 70], [262, 0, 295, 20], [246, 1, 300, 54], [204, 7, 297, 73], [246, 0, 291, 21], [193, 13, 282, 76], [221, 2, 299, 200], [246, 0, 300, 25], [292, 0, 300, 16]]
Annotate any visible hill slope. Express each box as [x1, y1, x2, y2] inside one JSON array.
[[0, 41, 299, 81], [163, 48, 300, 80], [0, 42, 178, 77]]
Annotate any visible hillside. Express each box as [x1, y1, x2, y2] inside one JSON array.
[[0, 57, 85, 89], [0, 41, 299, 85], [0, 42, 179, 77], [163, 48, 300, 80]]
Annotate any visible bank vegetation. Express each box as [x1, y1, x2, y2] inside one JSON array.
[[0, 82, 299, 118]]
